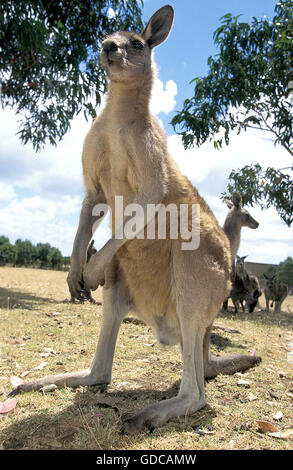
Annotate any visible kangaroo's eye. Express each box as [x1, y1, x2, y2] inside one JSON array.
[[132, 40, 144, 50]]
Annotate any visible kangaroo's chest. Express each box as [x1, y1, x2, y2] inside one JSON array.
[[97, 124, 140, 207]]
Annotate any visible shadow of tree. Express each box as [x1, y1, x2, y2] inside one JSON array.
[[0, 287, 90, 310], [0, 287, 57, 310]]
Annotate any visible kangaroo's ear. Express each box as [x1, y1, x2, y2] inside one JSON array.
[[232, 192, 242, 210], [142, 5, 174, 48], [225, 199, 233, 209]]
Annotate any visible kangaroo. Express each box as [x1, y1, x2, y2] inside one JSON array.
[[264, 274, 288, 313], [231, 255, 261, 313], [9, 6, 261, 432], [245, 274, 262, 313], [222, 193, 259, 311], [231, 255, 249, 312], [223, 193, 259, 279]]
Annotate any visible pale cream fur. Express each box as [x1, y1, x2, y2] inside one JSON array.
[[10, 6, 261, 432]]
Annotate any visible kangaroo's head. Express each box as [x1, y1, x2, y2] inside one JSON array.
[[236, 255, 248, 268], [235, 255, 249, 278], [100, 5, 174, 82], [264, 273, 277, 290], [225, 192, 259, 230]]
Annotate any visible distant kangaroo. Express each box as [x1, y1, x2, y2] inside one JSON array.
[[223, 193, 259, 279], [222, 193, 259, 311], [264, 274, 288, 313], [10, 6, 261, 432], [231, 255, 261, 313]]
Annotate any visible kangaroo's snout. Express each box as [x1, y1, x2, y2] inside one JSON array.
[[103, 41, 119, 53]]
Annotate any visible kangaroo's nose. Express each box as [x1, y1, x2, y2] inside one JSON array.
[[103, 41, 118, 53]]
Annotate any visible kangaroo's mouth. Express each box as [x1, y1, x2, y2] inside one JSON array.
[[101, 55, 123, 71], [100, 50, 121, 68]]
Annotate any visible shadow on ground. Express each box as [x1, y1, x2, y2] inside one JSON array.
[[0, 381, 217, 450], [0, 287, 75, 310], [0, 287, 58, 310]]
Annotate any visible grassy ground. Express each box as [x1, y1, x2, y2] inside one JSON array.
[[0, 266, 292, 450]]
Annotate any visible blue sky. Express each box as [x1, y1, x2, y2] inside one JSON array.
[[0, 0, 292, 264]]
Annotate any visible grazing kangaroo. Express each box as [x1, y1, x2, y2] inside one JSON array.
[[222, 193, 259, 311], [231, 255, 261, 313], [264, 274, 288, 313], [246, 274, 262, 313], [9, 6, 261, 432]]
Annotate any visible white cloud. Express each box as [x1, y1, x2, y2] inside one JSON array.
[[0, 108, 86, 200], [0, 183, 17, 202], [0, 193, 82, 253], [150, 77, 177, 115], [0, 77, 177, 255], [107, 8, 116, 19]]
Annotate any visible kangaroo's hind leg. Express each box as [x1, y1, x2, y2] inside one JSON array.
[[121, 303, 207, 433], [9, 266, 131, 396], [121, 246, 209, 433]]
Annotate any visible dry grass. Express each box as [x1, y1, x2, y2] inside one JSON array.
[[0, 266, 292, 450]]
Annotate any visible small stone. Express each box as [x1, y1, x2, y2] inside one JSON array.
[[237, 379, 250, 388]]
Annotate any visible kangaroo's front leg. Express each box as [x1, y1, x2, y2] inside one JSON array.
[[67, 189, 106, 301], [83, 190, 166, 292], [9, 275, 130, 396]]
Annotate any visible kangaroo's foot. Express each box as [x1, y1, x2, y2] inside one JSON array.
[[121, 393, 206, 434], [8, 370, 108, 396]]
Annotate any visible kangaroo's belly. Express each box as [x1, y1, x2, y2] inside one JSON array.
[[117, 238, 173, 318]]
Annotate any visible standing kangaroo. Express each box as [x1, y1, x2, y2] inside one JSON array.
[[223, 193, 259, 279], [264, 274, 288, 313], [222, 193, 259, 311], [10, 6, 260, 432]]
